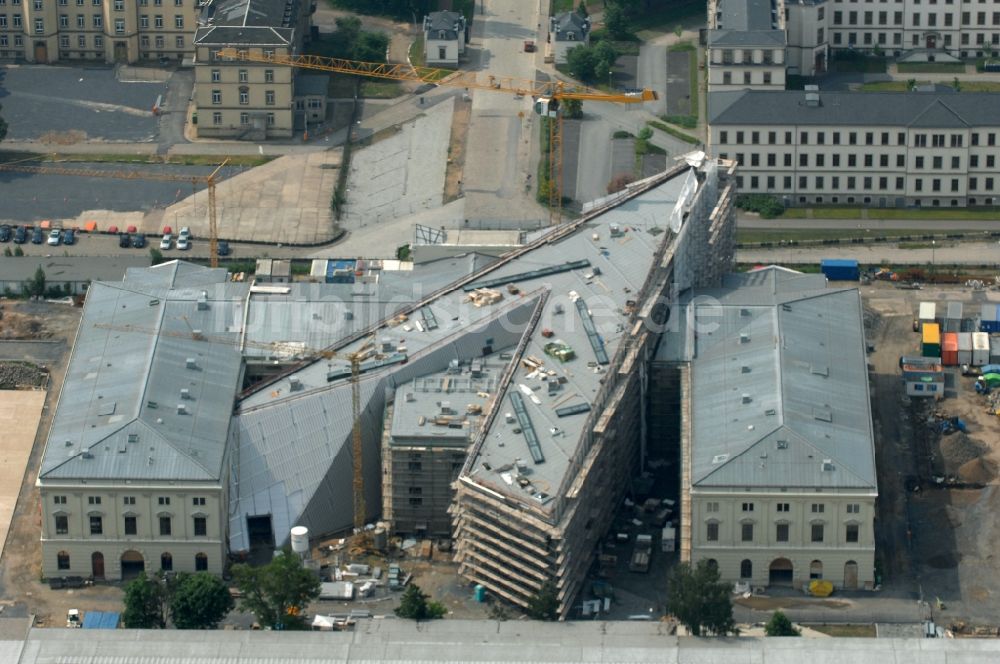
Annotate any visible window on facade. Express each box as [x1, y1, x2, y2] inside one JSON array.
[[265, 90, 275, 106], [195, 553, 208, 571], [741, 502, 754, 512], [55, 515, 69, 535], [240, 112, 249, 125], [264, 69, 275, 84], [811, 503, 825, 513], [95, 35, 103, 47], [53, 495, 67, 505], [741, 523, 754, 542], [212, 111, 222, 125], [57, 551, 70, 570], [140, 14, 148, 27], [811, 523, 824, 542], [192, 497, 206, 506], [706, 502, 719, 513], [173, 14, 181, 27], [78, 34, 86, 47], [153, 13, 162, 26], [158, 497, 170, 506], [239, 90, 249, 105], [211, 89, 221, 104], [706, 521, 719, 541], [194, 517, 207, 536], [88, 496, 101, 505], [114, 18, 124, 33], [933, 178, 941, 192], [161, 552, 173, 571], [124, 516, 137, 535], [159, 516, 171, 536], [89, 516, 103, 535], [776, 523, 789, 541], [816, 154, 825, 167], [408, 461, 422, 471], [175, 36, 183, 48], [846, 523, 860, 543], [409, 497, 423, 506], [776, 503, 790, 512]]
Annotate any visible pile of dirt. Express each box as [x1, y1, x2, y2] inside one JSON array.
[[0, 362, 47, 389], [940, 433, 987, 474], [0, 311, 50, 340], [957, 457, 997, 484]]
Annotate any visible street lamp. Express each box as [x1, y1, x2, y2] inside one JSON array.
[[608, 70, 613, 89], [931, 240, 936, 282]]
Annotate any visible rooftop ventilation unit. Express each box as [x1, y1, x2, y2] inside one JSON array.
[[741, 394, 752, 404], [777, 439, 788, 449], [822, 459, 835, 471], [447, 359, 461, 374], [81, 451, 94, 459], [186, 358, 197, 369], [739, 333, 750, 344], [197, 292, 209, 310], [405, 392, 415, 403], [289, 376, 302, 391], [711, 453, 729, 464], [805, 92, 821, 107], [177, 404, 187, 415], [741, 365, 751, 374], [740, 308, 751, 317], [180, 388, 191, 400]]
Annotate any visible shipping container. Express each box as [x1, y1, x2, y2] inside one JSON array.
[[941, 332, 959, 366], [958, 332, 973, 366], [922, 323, 942, 358], [918, 302, 936, 323], [944, 302, 963, 333], [820, 258, 860, 281], [973, 332, 990, 366], [980, 303, 1000, 332], [992, 336, 1000, 364]]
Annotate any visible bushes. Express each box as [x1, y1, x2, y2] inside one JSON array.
[[737, 194, 785, 219]]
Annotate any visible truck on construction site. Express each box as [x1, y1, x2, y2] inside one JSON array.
[[629, 534, 653, 573]]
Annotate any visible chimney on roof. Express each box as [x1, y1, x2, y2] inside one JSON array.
[[805, 90, 821, 107], [186, 358, 197, 369], [197, 291, 209, 310], [177, 403, 188, 415], [289, 375, 302, 391], [180, 388, 191, 400]]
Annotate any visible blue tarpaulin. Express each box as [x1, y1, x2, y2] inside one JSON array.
[[820, 259, 860, 281], [82, 611, 120, 629]]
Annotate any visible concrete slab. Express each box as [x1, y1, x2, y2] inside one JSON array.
[[0, 390, 45, 557]]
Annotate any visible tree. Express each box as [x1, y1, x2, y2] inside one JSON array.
[[122, 572, 166, 628], [566, 44, 598, 82], [149, 247, 165, 265], [666, 561, 737, 636], [169, 572, 235, 629], [953, 76, 962, 92], [607, 173, 635, 193], [0, 104, 7, 143], [764, 610, 800, 636], [525, 581, 560, 620], [231, 550, 321, 630], [354, 31, 390, 63], [578, 1, 588, 16], [13, 246, 23, 257], [26, 266, 45, 298], [563, 98, 583, 119], [604, 3, 631, 40], [394, 583, 446, 620]]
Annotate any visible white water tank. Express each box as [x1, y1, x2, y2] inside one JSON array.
[[290, 526, 310, 555]]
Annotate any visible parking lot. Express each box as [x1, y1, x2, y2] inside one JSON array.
[[0, 65, 169, 143]]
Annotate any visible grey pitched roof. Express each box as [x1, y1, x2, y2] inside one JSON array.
[[294, 74, 329, 97], [709, 89, 1000, 127], [552, 11, 589, 41], [678, 267, 876, 490], [39, 262, 244, 482], [195, 0, 300, 45], [0, 256, 150, 284], [424, 10, 465, 40], [715, 0, 775, 31], [195, 25, 294, 46], [707, 28, 786, 47]]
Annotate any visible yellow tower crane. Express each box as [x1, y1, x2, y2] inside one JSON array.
[[0, 157, 230, 267], [91, 318, 373, 535], [216, 48, 658, 223]]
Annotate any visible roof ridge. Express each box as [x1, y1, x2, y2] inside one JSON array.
[[692, 423, 781, 484], [908, 97, 969, 128], [136, 419, 216, 479]]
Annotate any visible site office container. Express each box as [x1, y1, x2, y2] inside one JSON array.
[[981, 304, 1000, 333], [922, 323, 941, 358], [957, 332, 973, 366], [918, 302, 936, 323], [941, 332, 959, 366], [820, 259, 860, 281], [973, 332, 990, 366]]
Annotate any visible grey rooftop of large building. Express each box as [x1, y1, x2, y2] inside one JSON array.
[[551, 11, 590, 41], [661, 267, 876, 490], [195, 0, 301, 45], [709, 89, 1000, 127], [39, 262, 243, 482], [423, 10, 465, 40], [715, 0, 776, 31], [707, 28, 786, 47]]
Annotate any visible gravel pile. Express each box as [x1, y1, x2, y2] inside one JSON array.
[[940, 433, 987, 471], [0, 362, 46, 389]]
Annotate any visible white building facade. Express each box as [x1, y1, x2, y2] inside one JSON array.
[[423, 10, 466, 67]]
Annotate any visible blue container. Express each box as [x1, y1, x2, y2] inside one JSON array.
[[473, 584, 486, 602], [820, 258, 860, 281]]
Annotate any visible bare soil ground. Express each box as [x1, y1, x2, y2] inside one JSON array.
[[443, 95, 472, 204], [0, 301, 126, 626], [864, 281, 1000, 626]]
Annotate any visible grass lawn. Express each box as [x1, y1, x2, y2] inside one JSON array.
[[630, 0, 703, 31], [361, 81, 404, 98], [780, 206, 1000, 221], [552, 0, 575, 12], [897, 61, 966, 73], [860, 81, 923, 92], [409, 35, 425, 66], [804, 624, 877, 638], [648, 120, 699, 145], [830, 55, 888, 73], [0, 151, 270, 167], [956, 81, 1000, 91], [669, 41, 696, 52]]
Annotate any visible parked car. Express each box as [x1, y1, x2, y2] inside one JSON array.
[[118, 232, 131, 249], [176, 235, 190, 250], [0, 225, 11, 242], [13, 225, 27, 244], [178, 226, 192, 241], [31, 227, 44, 244], [160, 234, 172, 250], [62, 229, 75, 245], [47, 229, 62, 246], [131, 234, 146, 249], [216, 240, 231, 256]]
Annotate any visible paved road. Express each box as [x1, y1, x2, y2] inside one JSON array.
[[637, 44, 668, 117], [460, 0, 548, 228], [740, 214, 1000, 231], [738, 240, 1000, 265]]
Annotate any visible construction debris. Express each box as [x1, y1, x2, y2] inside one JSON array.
[[544, 341, 576, 362], [466, 288, 503, 307]]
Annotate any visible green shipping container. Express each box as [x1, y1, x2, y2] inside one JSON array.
[[923, 343, 941, 358]]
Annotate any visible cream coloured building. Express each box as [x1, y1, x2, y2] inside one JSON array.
[[707, 0, 788, 90], [0, 0, 201, 63], [663, 267, 877, 590], [709, 88, 1000, 208]]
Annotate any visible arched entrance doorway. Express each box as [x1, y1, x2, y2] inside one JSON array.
[[769, 557, 793, 586], [740, 559, 753, 579], [33, 41, 48, 63], [844, 561, 859, 589], [113, 41, 128, 62], [91, 551, 105, 579], [810, 560, 823, 579], [120, 550, 144, 580], [705, 558, 718, 572]]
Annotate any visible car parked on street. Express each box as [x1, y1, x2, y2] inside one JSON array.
[[160, 234, 172, 250], [13, 226, 27, 244], [31, 227, 44, 244], [0, 225, 11, 242], [216, 240, 231, 256], [176, 235, 190, 250], [47, 229, 62, 246], [131, 234, 146, 249], [62, 229, 75, 245], [118, 233, 131, 249]]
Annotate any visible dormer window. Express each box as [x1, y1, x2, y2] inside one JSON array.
[[438, 30, 445, 39], [568, 32, 575, 40]]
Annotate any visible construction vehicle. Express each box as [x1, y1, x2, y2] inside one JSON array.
[[0, 157, 230, 268], [215, 48, 657, 224], [91, 320, 373, 537], [629, 533, 652, 573]]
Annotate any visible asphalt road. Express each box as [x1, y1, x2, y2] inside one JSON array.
[[0, 65, 162, 142], [0, 163, 247, 223], [737, 240, 1000, 265], [740, 214, 1000, 231]]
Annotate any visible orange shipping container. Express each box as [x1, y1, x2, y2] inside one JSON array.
[[941, 332, 959, 366]]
